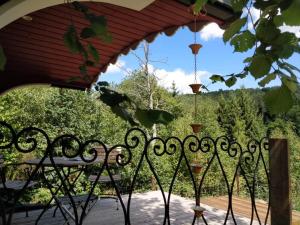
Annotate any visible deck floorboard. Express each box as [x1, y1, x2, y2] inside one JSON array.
[[7, 191, 297, 225]]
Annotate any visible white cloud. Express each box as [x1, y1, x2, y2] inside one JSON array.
[[199, 23, 224, 41], [249, 7, 260, 23], [245, 7, 300, 37], [105, 59, 126, 74], [199, 8, 260, 41], [154, 67, 210, 94], [280, 25, 300, 38]]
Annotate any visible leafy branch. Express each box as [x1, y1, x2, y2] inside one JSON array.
[[193, 0, 300, 114], [63, 1, 112, 82], [95, 82, 175, 128]]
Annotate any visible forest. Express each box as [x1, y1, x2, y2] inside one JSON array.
[[1, 70, 300, 210]]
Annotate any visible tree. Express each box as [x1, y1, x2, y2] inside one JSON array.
[[171, 81, 179, 97], [117, 42, 181, 137], [217, 89, 265, 143]]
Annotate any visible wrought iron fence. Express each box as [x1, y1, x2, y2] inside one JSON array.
[[0, 121, 270, 225]]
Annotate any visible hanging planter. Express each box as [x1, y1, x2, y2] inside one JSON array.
[[190, 123, 202, 133], [192, 205, 205, 218], [189, 83, 201, 94], [190, 162, 202, 174], [189, 43, 202, 55]]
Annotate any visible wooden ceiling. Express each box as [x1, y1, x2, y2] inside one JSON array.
[[0, 0, 235, 93]]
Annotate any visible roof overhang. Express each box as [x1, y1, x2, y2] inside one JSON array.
[[0, 0, 155, 29], [0, 0, 235, 93]]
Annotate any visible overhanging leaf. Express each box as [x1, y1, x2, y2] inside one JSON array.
[[273, 15, 284, 26], [253, 0, 277, 10], [230, 31, 256, 52], [210, 74, 225, 83], [261, 5, 277, 18], [194, 0, 208, 14], [249, 55, 272, 79], [111, 105, 138, 126], [283, 62, 300, 73], [89, 15, 107, 35], [63, 25, 81, 53], [97, 81, 109, 87], [80, 27, 97, 39], [223, 18, 247, 42], [264, 85, 294, 114], [272, 32, 299, 59], [135, 108, 174, 128], [243, 57, 252, 63], [79, 64, 87, 75], [0, 45, 6, 71], [101, 33, 113, 43], [279, 0, 293, 11], [256, 18, 280, 43], [87, 43, 99, 63], [281, 75, 298, 92], [281, 0, 300, 26], [230, 0, 247, 12], [72, 1, 88, 13], [85, 60, 95, 67], [99, 87, 130, 106], [258, 72, 277, 87], [225, 76, 237, 87], [236, 70, 248, 78]]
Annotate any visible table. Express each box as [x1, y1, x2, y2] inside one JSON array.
[[26, 157, 100, 225]]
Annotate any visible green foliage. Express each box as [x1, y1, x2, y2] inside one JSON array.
[[256, 18, 280, 43], [63, 25, 82, 54], [95, 81, 174, 128], [87, 43, 99, 63], [2, 85, 300, 209], [230, 30, 256, 52], [217, 89, 265, 141], [193, 0, 208, 13], [225, 76, 237, 87], [258, 72, 277, 87], [210, 74, 225, 83], [230, 0, 247, 12], [200, 0, 300, 114], [63, 1, 112, 80], [264, 85, 294, 114], [135, 108, 174, 128], [223, 18, 247, 42], [249, 55, 272, 79], [281, 0, 300, 26]]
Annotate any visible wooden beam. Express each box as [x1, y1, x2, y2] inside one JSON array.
[[269, 138, 291, 225]]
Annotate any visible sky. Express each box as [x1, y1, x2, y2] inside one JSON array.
[[98, 11, 300, 94]]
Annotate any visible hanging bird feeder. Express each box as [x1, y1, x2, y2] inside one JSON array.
[[189, 15, 203, 94], [189, 15, 203, 134]]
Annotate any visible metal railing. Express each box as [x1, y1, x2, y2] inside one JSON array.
[[0, 121, 270, 225]]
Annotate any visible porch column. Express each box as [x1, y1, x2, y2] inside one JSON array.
[[269, 138, 291, 225]]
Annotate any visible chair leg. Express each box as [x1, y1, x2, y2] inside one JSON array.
[[53, 205, 59, 217], [116, 198, 119, 210]]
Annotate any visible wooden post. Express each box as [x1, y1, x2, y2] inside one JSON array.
[[269, 139, 291, 225]]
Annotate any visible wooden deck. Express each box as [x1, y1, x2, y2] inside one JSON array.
[[202, 196, 300, 225], [6, 191, 300, 225]]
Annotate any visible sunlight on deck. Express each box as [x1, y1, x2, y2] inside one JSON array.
[[10, 191, 261, 225]]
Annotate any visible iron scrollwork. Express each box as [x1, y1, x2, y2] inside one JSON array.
[[0, 122, 270, 225]]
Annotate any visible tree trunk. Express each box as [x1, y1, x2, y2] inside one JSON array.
[[143, 42, 157, 138]]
